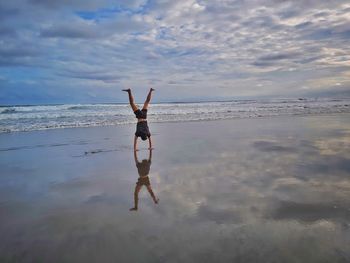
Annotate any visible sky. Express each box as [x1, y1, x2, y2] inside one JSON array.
[[0, 0, 350, 104]]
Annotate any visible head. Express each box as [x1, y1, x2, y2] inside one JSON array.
[[141, 134, 148, 141]]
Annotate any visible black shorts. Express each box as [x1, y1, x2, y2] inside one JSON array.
[[135, 121, 151, 138], [134, 109, 147, 119]]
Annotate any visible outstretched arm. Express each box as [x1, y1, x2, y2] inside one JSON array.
[[123, 89, 138, 112], [134, 136, 139, 151], [134, 147, 139, 164], [142, 88, 154, 110], [148, 148, 152, 162], [148, 136, 153, 150]]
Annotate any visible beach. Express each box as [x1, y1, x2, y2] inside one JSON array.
[[1, 114, 350, 262]]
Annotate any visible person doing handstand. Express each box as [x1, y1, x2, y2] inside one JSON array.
[[122, 88, 154, 151]]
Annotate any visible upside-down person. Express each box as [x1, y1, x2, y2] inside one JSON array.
[[122, 88, 154, 151]]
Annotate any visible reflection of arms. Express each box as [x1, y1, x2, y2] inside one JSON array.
[[134, 147, 139, 164]]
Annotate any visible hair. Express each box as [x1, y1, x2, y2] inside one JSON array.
[[141, 134, 148, 141]]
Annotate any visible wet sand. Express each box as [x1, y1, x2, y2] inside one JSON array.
[[1, 114, 350, 262]]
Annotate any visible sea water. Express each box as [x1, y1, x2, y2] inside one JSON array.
[[1, 98, 349, 132]]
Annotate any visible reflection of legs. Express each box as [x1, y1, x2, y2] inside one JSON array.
[[142, 88, 154, 110], [123, 89, 138, 112], [130, 184, 142, 211], [146, 185, 159, 204]]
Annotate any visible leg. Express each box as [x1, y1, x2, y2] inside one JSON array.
[[142, 88, 154, 110], [123, 89, 138, 112]]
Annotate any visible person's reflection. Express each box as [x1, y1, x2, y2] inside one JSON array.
[[130, 149, 159, 211]]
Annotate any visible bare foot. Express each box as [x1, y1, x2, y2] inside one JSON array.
[[122, 89, 131, 92], [155, 198, 159, 204], [130, 207, 137, 211]]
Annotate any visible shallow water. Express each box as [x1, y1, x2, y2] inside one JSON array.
[[0, 114, 350, 262]]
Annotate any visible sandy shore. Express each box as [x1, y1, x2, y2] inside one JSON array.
[[1, 114, 350, 262]]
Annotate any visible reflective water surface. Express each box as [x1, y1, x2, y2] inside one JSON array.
[[0, 114, 349, 262]]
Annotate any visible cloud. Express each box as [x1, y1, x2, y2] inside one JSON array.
[[59, 69, 122, 83], [40, 23, 101, 39], [0, 46, 40, 58], [258, 52, 300, 61], [0, 26, 17, 37], [0, 0, 350, 103], [0, 5, 20, 20], [40, 13, 150, 39], [28, 0, 109, 10], [0, 44, 43, 67]]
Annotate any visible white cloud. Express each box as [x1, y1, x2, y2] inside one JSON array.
[[0, 0, 350, 103]]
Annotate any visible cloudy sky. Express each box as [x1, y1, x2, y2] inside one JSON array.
[[0, 0, 349, 104]]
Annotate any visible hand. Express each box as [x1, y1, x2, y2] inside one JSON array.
[[122, 88, 131, 92], [150, 88, 155, 92], [155, 198, 159, 204], [148, 147, 154, 150], [134, 148, 139, 152]]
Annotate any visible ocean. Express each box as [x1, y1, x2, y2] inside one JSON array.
[[1, 98, 349, 133]]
